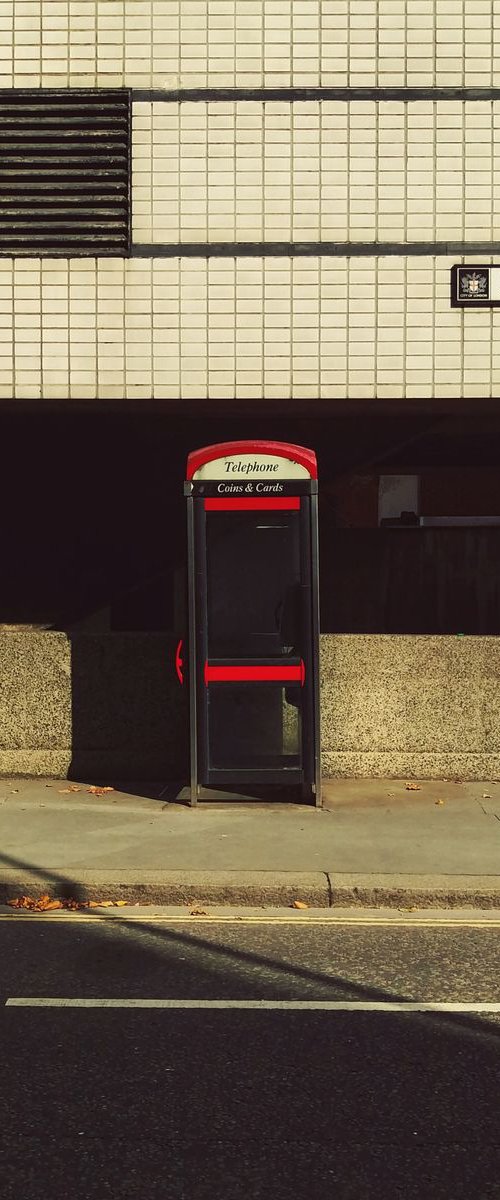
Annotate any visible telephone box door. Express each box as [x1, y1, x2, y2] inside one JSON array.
[[185, 442, 320, 804]]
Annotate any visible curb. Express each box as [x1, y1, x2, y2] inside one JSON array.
[[0, 870, 499, 909], [0, 871, 330, 909], [329, 873, 500, 910]]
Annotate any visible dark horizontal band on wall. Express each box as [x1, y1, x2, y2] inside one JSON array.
[[131, 241, 500, 260], [133, 86, 500, 104]]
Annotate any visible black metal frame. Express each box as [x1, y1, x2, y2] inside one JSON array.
[[450, 264, 499, 308], [186, 483, 321, 807]]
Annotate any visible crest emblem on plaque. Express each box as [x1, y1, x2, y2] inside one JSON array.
[[457, 268, 489, 301]]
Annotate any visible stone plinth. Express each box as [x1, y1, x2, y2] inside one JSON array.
[[1, 631, 499, 780]]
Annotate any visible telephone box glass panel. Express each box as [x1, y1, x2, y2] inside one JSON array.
[[207, 684, 301, 771], [206, 510, 301, 658]]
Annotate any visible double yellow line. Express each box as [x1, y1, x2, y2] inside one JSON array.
[[0, 912, 499, 927]]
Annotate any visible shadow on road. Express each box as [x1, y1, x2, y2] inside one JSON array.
[[1, 849, 499, 1199], [0, 848, 498, 1046]]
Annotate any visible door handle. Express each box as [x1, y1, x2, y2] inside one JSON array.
[[175, 638, 184, 684]]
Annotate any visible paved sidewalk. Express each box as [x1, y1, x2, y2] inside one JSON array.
[[0, 776, 498, 908]]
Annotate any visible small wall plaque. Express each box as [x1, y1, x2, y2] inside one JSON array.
[[451, 265, 500, 307]]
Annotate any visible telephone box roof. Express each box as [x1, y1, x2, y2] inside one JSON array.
[[186, 440, 317, 480]]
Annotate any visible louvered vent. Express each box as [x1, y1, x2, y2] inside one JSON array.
[[0, 90, 130, 255]]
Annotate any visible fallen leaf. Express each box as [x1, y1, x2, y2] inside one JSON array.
[[7, 894, 105, 912], [58, 788, 73, 794], [7, 894, 139, 913], [87, 786, 115, 795], [291, 900, 309, 910], [7, 894, 64, 911], [35, 898, 63, 911], [190, 907, 208, 916], [435, 799, 445, 806], [482, 793, 491, 799], [405, 783, 421, 791], [68, 785, 81, 793]]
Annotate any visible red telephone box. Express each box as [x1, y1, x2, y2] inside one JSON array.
[[183, 441, 321, 805]]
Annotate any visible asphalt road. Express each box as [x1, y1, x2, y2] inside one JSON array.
[[0, 910, 499, 1199]]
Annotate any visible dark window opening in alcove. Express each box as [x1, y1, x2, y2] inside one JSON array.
[[0, 411, 184, 632], [1, 408, 500, 636]]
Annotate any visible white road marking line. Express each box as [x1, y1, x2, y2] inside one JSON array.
[[5, 998, 500, 1011]]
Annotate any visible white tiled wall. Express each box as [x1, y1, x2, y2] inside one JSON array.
[[1, 256, 499, 402], [1, 0, 499, 89], [1, 2, 500, 407], [132, 99, 500, 244]]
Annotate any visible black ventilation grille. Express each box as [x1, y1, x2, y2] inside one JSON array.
[[0, 90, 130, 256]]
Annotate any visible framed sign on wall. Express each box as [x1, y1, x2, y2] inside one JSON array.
[[451, 265, 500, 308]]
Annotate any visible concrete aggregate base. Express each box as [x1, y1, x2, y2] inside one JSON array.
[[323, 753, 500, 781], [1, 632, 500, 781]]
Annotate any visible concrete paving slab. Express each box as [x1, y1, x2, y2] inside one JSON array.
[[0, 777, 498, 908]]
